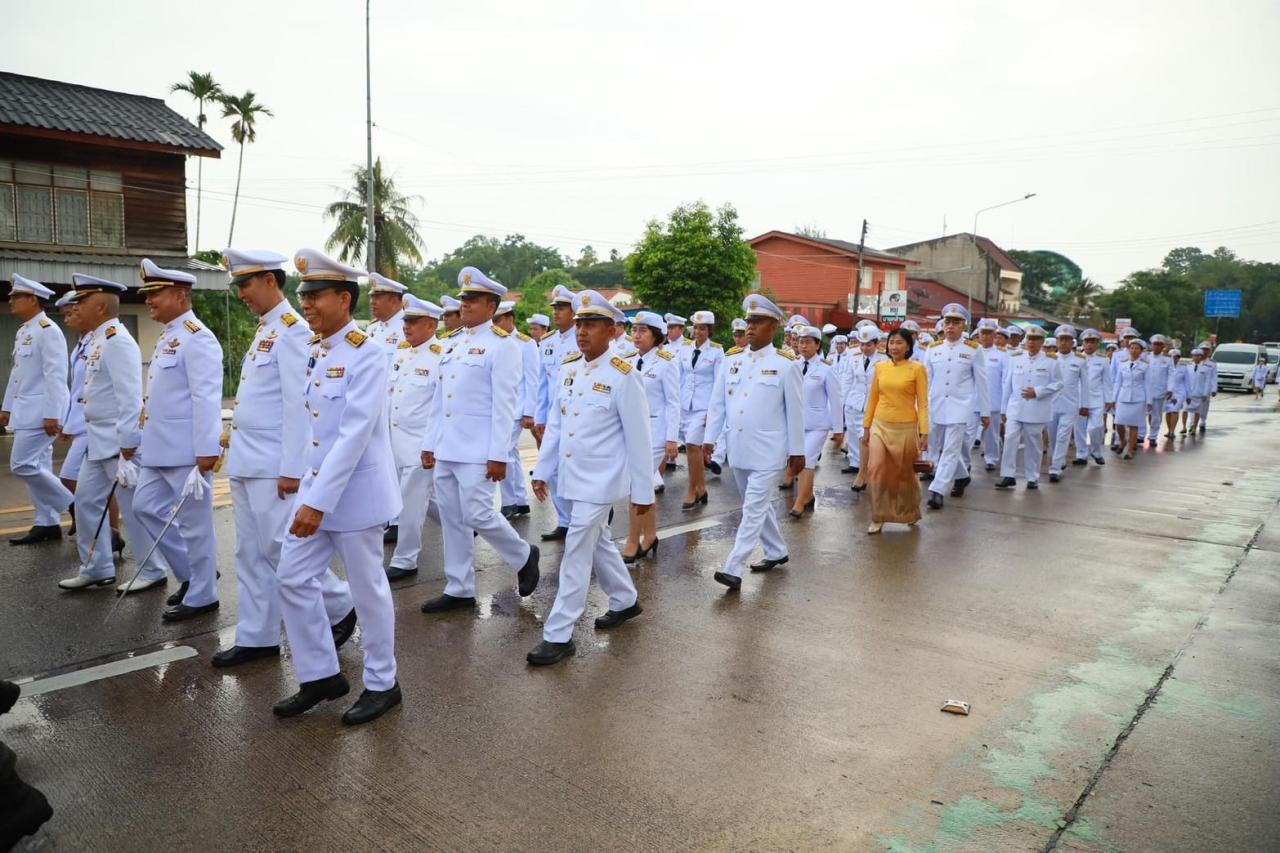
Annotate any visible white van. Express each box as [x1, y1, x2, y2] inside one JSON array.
[[1212, 343, 1267, 392]]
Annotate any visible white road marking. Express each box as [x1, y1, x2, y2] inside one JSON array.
[[17, 646, 197, 697], [619, 516, 724, 543]]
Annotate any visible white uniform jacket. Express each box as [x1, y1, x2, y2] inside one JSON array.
[[680, 340, 723, 412], [536, 326, 579, 425], [1109, 358, 1151, 405], [516, 332, 539, 421], [925, 338, 989, 425], [800, 355, 844, 432], [1167, 362, 1191, 404], [367, 311, 405, 350], [388, 339, 442, 469], [1146, 354, 1173, 405], [140, 310, 223, 467], [842, 352, 888, 411], [1002, 351, 1063, 422], [704, 345, 805, 471], [1080, 353, 1113, 410], [63, 334, 91, 436], [82, 320, 143, 461], [1187, 361, 1214, 397], [980, 345, 1008, 415], [625, 347, 681, 444], [1052, 351, 1088, 414], [227, 301, 309, 479], [423, 321, 520, 464], [3, 312, 69, 429]]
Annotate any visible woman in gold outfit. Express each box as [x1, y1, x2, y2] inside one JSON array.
[[859, 328, 929, 534]]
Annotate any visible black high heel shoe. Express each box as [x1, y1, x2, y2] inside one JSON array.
[[788, 498, 816, 519], [640, 538, 659, 559], [681, 492, 708, 511], [622, 547, 640, 565]]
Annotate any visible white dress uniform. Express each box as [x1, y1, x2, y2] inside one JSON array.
[[1110, 354, 1151, 429], [535, 287, 580, 531], [59, 332, 91, 482], [624, 336, 680, 473], [3, 278, 73, 529], [1187, 357, 1213, 414], [367, 310, 405, 351], [1199, 353, 1219, 425], [679, 329, 724, 446], [387, 330, 443, 572], [797, 345, 844, 469], [1077, 344, 1113, 462], [841, 344, 887, 471], [1143, 349, 1173, 439], [422, 269, 535, 600], [533, 308, 653, 644], [979, 341, 1008, 467], [999, 345, 1062, 483], [275, 250, 401, 696], [1049, 349, 1087, 477], [704, 296, 805, 581], [225, 275, 353, 649], [499, 323, 539, 511], [923, 327, 989, 497], [1167, 359, 1191, 413], [63, 275, 165, 586], [133, 293, 223, 609]]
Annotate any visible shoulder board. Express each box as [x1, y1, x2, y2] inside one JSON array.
[[930, 340, 944, 348], [611, 355, 632, 374], [445, 327, 463, 338], [397, 340, 412, 349], [39, 319, 52, 328], [1074, 352, 1086, 359], [683, 339, 693, 346], [345, 330, 368, 348], [281, 312, 299, 327], [492, 325, 510, 338], [105, 326, 118, 339], [778, 349, 797, 361], [308, 333, 322, 345], [516, 331, 531, 342], [429, 343, 441, 354], [621, 349, 639, 359], [1046, 352, 1058, 359], [725, 346, 743, 356], [657, 349, 675, 361], [184, 319, 202, 334], [711, 341, 723, 349], [964, 339, 979, 349], [562, 352, 583, 364], [1010, 351, 1025, 357]]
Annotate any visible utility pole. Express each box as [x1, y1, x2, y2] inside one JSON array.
[[365, 0, 376, 275], [855, 219, 871, 325]]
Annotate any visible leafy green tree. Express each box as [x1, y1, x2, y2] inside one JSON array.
[[1008, 249, 1082, 311], [424, 234, 565, 292], [1058, 277, 1104, 324], [191, 250, 258, 397], [794, 224, 827, 239], [576, 245, 599, 268], [573, 258, 628, 288], [626, 201, 757, 345], [220, 90, 272, 246], [171, 71, 223, 252], [325, 158, 426, 279]]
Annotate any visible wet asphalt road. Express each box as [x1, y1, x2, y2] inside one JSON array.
[[2, 395, 1278, 851]]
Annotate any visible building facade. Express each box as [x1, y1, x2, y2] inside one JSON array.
[[886, 233, 1024, 315]]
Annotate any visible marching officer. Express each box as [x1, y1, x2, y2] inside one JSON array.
[[528, 290, 654, 666], [1143, 335, 1173, 446], [130, 259, 223, 618], [364, 272, 407, 353], [840, 325, 887, 477], [440, 295, 463, 335], [1048, 326, 1086, 482], [679, 310, 724, 508], [662, 313, 691, 355], [702, 295, 804, 590], [1076, 328, 1113, 464], [495, 299, 538, 519], [53, 289, 112, 544], [923, 303, 988, 509], [621, 310, 680, 559], [1111, 337, 1151, 459], [791, 325, 843, 518], [974, 318, 1008, 471], [386, 295, 444, 581], [57, 276, 167, 591], [3, 274, 72, 544], [272, 248, 402, 726], [419, 267, 541, 614], [995, 325, 1062, 490], [527, 312, 550, 345], [534, 285, 578, 541], [213, 249, 356, 667], [730, 317, 748, 351]]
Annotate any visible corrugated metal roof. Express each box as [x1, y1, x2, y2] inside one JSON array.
[[1, 249, 224, 290], [750, 230, 909, 263], [0, 72, 222, 155]]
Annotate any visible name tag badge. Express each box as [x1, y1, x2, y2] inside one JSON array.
[[468, 347, 485, 356], [762, 369, 778, 376], [414, 368, 431, 377], [257, 339, 274, 353], [325, 367, 345, 379], [592, 382, 612, 394]]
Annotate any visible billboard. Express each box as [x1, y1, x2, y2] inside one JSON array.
[[1204, 290, 1242, 318]]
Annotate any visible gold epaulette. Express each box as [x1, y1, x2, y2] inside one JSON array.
[[620, 349, 639, 359], [610, 355, 632, 374], [725, 346, 743, 356], [1009, 350, 1025, 357], [711, 341, 723, 349], [492, 325, 510, 338], [105, 326, 118, 339], [964, 339, 980, 349], [657, 349, 675, 361], [345, 330, 368, 348], [429, 343, 441, 354], [39, 319, 51, 328], [445, 327, 463, 338], [308, 333, 322, 345], [398, 340, 412, 349], [778, 349, 797, 361], [562, 352, 583, 364], [281, 312, 299, 327], [930, 340, 944, 348], [184, 319, 202, 334], [516, 331, 531, 342], [1046, 352, 1058, 359]]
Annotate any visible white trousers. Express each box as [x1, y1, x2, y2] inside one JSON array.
[[11, 429, 73, 526], [721, 467, 787, 578], [543, 498, 638, 643], [230, 477, 353, 648], [435, 460, 531, 598], [1000, 419, 1046, 482], [1077, 409, 1105, 459], [390, 465, 435, 570], [981, 412, 1002, 465], [278, 524, 396, 691], [59, 434, 87, 482], [844, 405, 864, 468], [499, 419, 530, 507], [1050, 411, 1078, 474], [134, 465, 218, 607], [74, 455, 167, 582], [929, 421, 970, 495], [965, 411, 981, 447]]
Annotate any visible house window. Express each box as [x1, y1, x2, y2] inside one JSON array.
[[0, 160, 125, 247], [885, 269, 900, 290], [859, 268, 873, 291]]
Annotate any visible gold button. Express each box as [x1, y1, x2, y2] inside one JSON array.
[[314, 381, 320, 387], [312, 411, 319, 418], [231, 424, 238, 430], [565, 452, 572, 458], [312, 469, 319, 476]]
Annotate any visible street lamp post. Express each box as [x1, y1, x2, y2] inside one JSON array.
[[970, 192, 1036, 317], [365, 0, 376, 274]]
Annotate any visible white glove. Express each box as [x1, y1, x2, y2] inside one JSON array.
[[181, 466, 209, 500], [115, 458, 139, 488]]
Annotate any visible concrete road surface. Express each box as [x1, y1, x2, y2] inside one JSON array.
[[1, 394, 1277, 852]]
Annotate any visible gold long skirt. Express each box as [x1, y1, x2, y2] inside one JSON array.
[[857, 419, 923, 524]]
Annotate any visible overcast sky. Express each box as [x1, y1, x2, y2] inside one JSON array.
[[9, 0, 1280, 287]]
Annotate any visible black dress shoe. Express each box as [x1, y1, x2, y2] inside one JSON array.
[[1093, 455, 1106, 466], [984, 463, 997, 471], [950, 477, 970, 498], [927, 492, 944, 510], [749, 556, 789, 573], [1049, 473, 1061, 483], [540, 526, 568, 541], [342, 682, 402, 725], [994, 477, 1016, 489], [594, 602, 643, 629], [713, 571, 741, 589], [421, 593, 477, 613], [166, 580, 189, 607], [0, 679, 19, 715], [918, 472, 934, 482], [1026, 481, 1039, 490], [162, 600, 219, 622], [9, 524, 62, 545], [527, 639, 576, 666], [707, 460, 722, 475], [500, 505, 518, 519], [386, 565, 418, 581], [518, 544, 540, 596], [272, 673, 350, 718], [383, 525, 398, 543], [514, 504, 531, 516], [331, 609, 357, 648], [211, 645, 280, 668], [1071, 458, 1089, 466], [0, 776, 53, 847], [665, 462, 677, 472]]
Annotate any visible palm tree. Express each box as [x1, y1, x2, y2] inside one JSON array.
[[220, 90, 273, 246], [1059, 277, 1104, 322], [170, 71, 222, 251], [324, 158, 426, 277]]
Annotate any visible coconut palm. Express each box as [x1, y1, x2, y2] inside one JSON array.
[[170, 71, 222, 251], [1060, 277, 1104, 322], [324, 158, 426, 277], [220, 90, 273, 246]]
